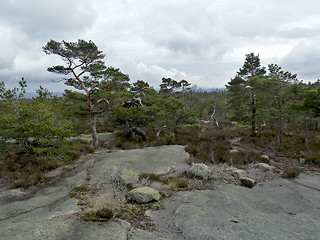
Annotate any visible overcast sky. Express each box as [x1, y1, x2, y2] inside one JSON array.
[[1, 0, 320, 92]]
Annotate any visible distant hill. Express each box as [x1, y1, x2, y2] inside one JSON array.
[[22, 88, 226, 99], [24, 92, 64, 99]]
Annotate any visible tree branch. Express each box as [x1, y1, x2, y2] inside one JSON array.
[[92, 98, 110, 114]]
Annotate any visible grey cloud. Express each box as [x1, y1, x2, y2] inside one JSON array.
[[280, 43, 320, 81], [0, 0, 98, 91], [0, 0, 97, 40], [278, 26, 320, 39], [0, 46, 16, 71], [2, 0, 320, 92], [222, 0, 320, 39], [134, 1, 231, 62]]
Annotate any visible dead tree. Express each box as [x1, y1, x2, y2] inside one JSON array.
[[210, 102, 220, 128]]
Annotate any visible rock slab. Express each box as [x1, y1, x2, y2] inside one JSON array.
[[150, 174, 320, 240]]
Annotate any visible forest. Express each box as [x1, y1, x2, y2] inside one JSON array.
[[1, 40, 320, 188]]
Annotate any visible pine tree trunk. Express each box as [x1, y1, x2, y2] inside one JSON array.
[[305, 118, 309, 150], [277, 100, 282, 146], [132, 127, 147, 141], [251, 93, 256, 137], [90, 108, 99, 149], [124, 119, 132, 138]]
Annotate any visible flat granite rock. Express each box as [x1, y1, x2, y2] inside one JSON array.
[[1, 143, 320, 240], [149, 174, 320, 240], [0, 145, 186, 240]]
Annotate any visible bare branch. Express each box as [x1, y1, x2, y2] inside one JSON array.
[[93, 98, 110, 108], [92, 98, 110, 114], [122, 97, 143, 108]]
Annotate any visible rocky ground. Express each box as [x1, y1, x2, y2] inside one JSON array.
[[1, 138, 320, 239]]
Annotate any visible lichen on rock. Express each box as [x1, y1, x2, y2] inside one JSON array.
[[127, 187, 161, 203], [189, 163, 211, 180], [118, 169, 139, 188]]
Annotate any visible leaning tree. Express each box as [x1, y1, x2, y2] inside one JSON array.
[[43, 39, 128, 148]]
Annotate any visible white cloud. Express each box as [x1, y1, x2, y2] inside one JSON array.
[[132, 62, 188, 87]]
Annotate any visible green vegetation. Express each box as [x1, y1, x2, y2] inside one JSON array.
[[226, 53, 320, 166], [1, 40, 320, 188], [139, 172, 161, 182], [83, 207, 114, 222], [184, 127, 233, 164]]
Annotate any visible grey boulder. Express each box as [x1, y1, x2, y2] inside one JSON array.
[[189, 163, 211, 180], [127, 187, 161, 203]]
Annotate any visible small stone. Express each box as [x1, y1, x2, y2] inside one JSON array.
[[127, 187, 161, 203], [270, 160, 283, 167], [240, 177, 255, 188], [229, 149, 240, 154], [118, 169, 139, 188], [254, 163, 273, 171], [189, 163, 211, 180], [232, 169, 247, 179], [299, 158, 306, 164]]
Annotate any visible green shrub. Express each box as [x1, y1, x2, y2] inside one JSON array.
[[282, 167, 300, 178], [185, 126, 232, 164], [230, 150, 267, 166], [156, 133, 176, 146], [95, 207, 114, 219], [305, 155, 320, 166], [139, 173, 161, 182], [175, 179, 189, 189], [83, 207, 114, 221]]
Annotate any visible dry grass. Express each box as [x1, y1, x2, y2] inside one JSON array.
[[74, 183, 158, 230], [82, 192, 122, 211]]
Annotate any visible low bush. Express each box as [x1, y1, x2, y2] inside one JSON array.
[[184, 126, 232, 164], [83, 207, 114, 221], [282, 167, 300, 178], [155, 133, 176, 146], [230, 150, 267, 166], [0, 153, 59, 188], [138, 172, 161, 182], [175, 178, 189, 189]]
